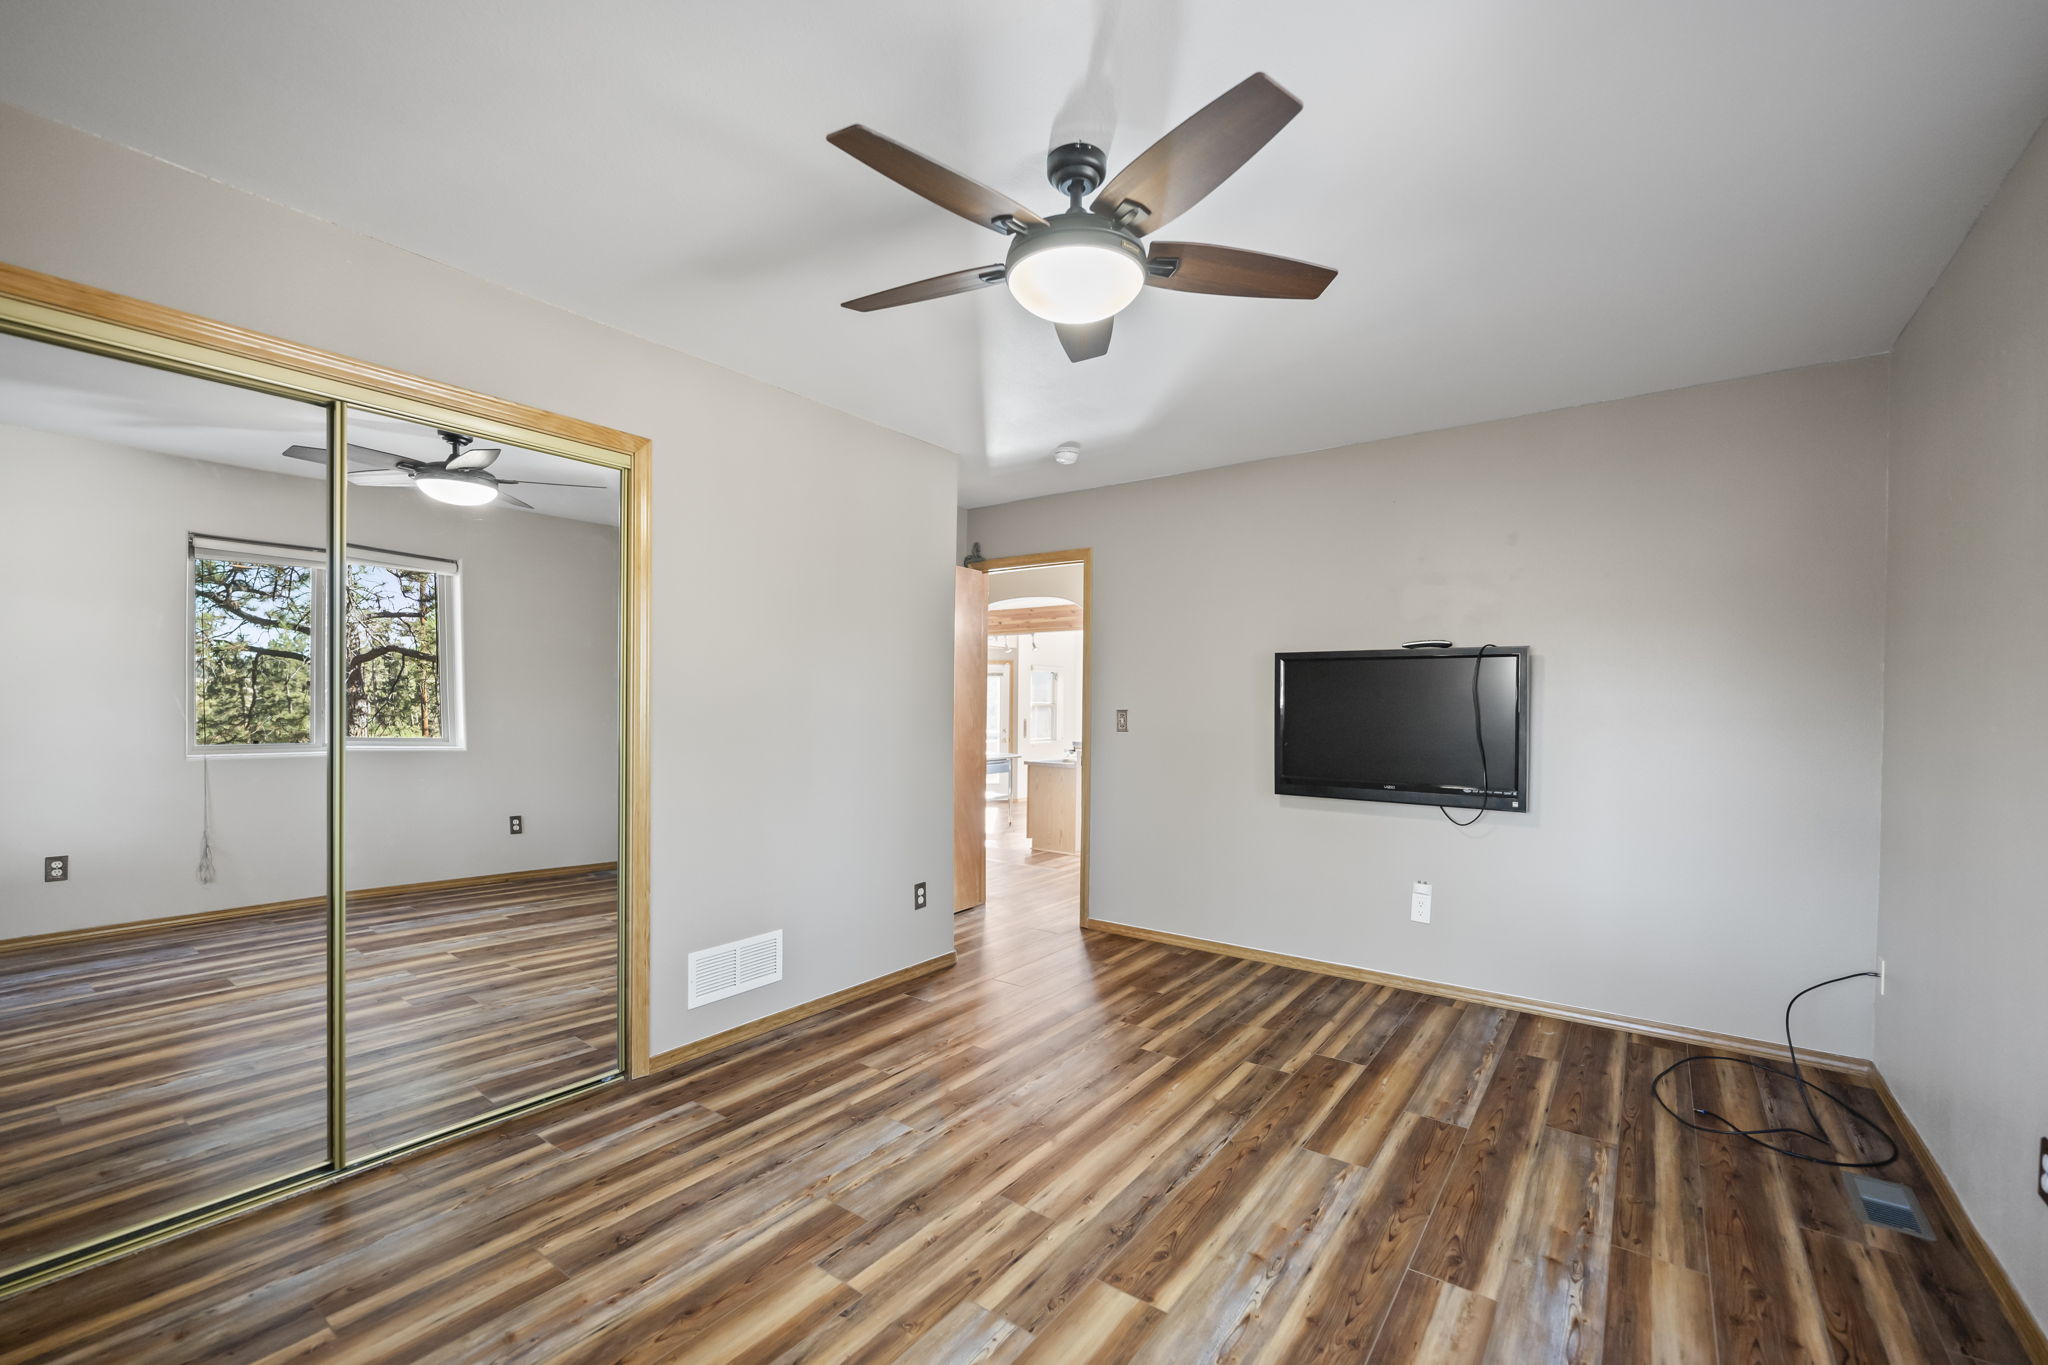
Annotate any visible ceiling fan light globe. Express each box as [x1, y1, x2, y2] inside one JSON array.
[[1005, 218, 1146, 325], [415, 470, 499, 506]]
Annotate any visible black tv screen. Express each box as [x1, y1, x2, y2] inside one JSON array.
[[1274, 647, 1530, 810]]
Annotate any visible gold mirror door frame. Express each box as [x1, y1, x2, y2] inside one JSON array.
[[0, 262, 653, 1297]]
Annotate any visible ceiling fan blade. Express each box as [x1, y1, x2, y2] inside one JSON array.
[[1056, 318, 1113, 363], [1145, 242, 1336, 299], [1092, 73, 1302, 236], [827, 126, 1046, 235], [494, 491, 535, 510], [444, 446, 500, 471], [496, 479, 605, 489], [280, 442, 412, 470], [349, 468, 418, 487], [843, 264, 1007, 312]]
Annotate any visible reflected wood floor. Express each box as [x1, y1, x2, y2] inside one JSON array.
[[0, 827, 2031, 1362], [0, 871, 617, 1277]]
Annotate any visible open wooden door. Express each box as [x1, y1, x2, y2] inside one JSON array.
[[953, 566, 988, 912]]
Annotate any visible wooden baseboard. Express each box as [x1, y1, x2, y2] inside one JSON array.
[[648, 952, 957, 1074], [1865, 1071, 2048, 1360], [0, 861, 619, 956], [1085, 918, 1873, 1075], [350, 861, 617, 902]]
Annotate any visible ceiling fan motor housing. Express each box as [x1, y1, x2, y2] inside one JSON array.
[[1045, 142, 1108, 199], [1006, 211, 1145, 272]]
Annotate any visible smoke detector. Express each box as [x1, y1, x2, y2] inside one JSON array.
[[1053, 441, 1082, 466]]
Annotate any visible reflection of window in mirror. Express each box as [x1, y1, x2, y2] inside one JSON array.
[[191, 537, 320, 749], [1027, 667, 1058, 742], [189, 534, 462, 751], [344, 549, 459, 744]]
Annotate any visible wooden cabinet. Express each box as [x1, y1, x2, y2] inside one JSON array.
[[1024, 761, 1080, 855]]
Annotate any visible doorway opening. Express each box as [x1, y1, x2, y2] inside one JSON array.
[[954, 550, 1089, 935]]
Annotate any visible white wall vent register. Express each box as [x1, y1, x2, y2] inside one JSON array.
[[688, 930, 784, 1007]]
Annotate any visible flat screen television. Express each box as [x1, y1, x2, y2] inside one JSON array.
[[1274, 647, 1530, 810]]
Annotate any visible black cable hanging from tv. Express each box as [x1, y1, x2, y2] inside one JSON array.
[[1439, 644, 1495, 827]]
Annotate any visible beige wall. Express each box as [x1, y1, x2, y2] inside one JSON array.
[[1881, 118, 2048, 1319], [966, 357, 1891, 1057], [0, 102, 959, 1057]]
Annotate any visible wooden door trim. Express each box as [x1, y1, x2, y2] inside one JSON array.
[[0, 262, 647, 465], [952, 567, 989, 912], [972, 549, 1092, 924]]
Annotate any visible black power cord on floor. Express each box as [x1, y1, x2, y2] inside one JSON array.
[[1651, 970, 1898, 1168], [1441, 645, 1496, 827]]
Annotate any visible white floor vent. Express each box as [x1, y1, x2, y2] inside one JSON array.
[[1844, 1173, 1933, 1239], [688, 930, 783, 1007]]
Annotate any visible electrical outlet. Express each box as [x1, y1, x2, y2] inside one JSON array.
[[913, 881, 928, 910], [43, 855, 68, 883], [1878, 958, 1886, 995], [2038, 1137, 2047, 1207], [1410, 880, 1432, 923], [1116, 709, 1128, 732], [509, 816, 524, 835]]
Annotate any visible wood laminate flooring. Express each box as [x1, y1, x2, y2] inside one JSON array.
[[0, 826, 2030, 1362], [0, 870, 618, 1277]]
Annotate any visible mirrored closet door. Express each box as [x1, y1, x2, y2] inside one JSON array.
[[0, 314, 630, 1287], [0, 332, 334, 1278], [339, 409, 621, 1160]]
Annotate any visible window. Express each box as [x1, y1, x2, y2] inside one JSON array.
[[190, 536, 460, 750], [345, 560, 445, 741], [192, 542, 317, 747], [1026, 667, 1059, 742], [986, 660, 1013, 754]]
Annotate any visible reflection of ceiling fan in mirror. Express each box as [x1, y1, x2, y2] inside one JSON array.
[[281, 430, 599, 508]]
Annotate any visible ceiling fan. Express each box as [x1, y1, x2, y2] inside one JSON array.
[[280, 431, 599, 508], [829, 72, 1337, 362]]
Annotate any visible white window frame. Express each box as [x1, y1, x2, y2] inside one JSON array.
[[186, 534, 463, 756], [343, 543, 464, 752], [1026, 666, 1060, 743]]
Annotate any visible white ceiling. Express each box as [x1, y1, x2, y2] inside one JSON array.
[[0, 333, 620, 522], [2, 1, 2045, 507]]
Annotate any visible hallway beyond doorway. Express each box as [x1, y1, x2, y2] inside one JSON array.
[[977, 799, 1079, 933]]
